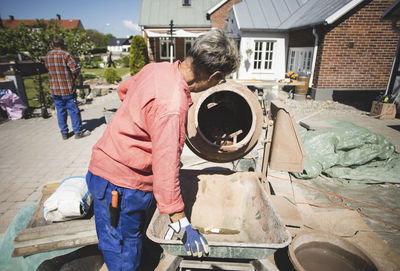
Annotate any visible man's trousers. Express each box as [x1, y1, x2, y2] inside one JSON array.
[[86, 171, 154, 270]]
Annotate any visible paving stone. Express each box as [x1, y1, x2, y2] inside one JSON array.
[[0, 201, 13, 215], [0, 209, 19, 233]]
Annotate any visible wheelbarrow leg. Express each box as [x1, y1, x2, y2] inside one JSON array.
[[155, 253, 182, 271]]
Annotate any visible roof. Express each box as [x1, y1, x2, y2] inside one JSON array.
[[232, 0, 365, 31], [381, 0, 400, 20], [0, 19, 83, 29], [139, 0, 221, 28], [108, 38, 131, 46], [145, 29, 203, 38]]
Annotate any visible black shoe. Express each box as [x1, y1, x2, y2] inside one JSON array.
[[61, 133, 69, 140], [75, 130, 91, 139]]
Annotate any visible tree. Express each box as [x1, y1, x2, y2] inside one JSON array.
[[86, 29, 115, 48], [0, 19, 94, 61], [129, 35, 149, 75]]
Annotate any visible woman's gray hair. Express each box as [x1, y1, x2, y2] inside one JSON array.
[[187, 29, 240, 78]]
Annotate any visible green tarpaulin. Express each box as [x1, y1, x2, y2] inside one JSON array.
[[292, 119, 400, 184]]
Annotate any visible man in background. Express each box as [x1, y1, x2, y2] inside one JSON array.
[[45, 36, 90, 139]]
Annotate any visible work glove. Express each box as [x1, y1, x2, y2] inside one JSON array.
[[164, 217, 209, 257]]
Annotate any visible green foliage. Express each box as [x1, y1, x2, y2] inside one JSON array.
[[81, 56, 103, 69], [129, 35, 149, 75], [81, 72, 99, 80], [89, 47, 107, 54], [86, 29, 115, 51], [115, 56, 130, 68], [0, 20, 94, 61], [103, 67, 121, 84]]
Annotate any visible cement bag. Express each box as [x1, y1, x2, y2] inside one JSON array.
[[43, 176, 93, 222]]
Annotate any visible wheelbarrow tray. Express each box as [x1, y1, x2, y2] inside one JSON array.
[[146, 169, 291, 259]]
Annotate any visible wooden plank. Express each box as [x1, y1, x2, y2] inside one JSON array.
[[27, 181, 60, 228], [154, 253, 182, 271], [251, 259, 279, 271], [12, 229, 98, 257], [15, 219, 95, 242], [261, 120, 274, 195], [180, 259, 254, 270], [269, 195, 303, 228], [12, 181, 98, 257]]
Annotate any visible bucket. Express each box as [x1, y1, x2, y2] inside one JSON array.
[[295, 76, 309, 95], [288, 231, 379, 271]]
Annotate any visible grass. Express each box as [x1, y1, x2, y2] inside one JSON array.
[[23, 67, 130, 108], [81, 67, 130, 79]]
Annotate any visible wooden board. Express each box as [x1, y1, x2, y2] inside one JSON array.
[[27, 181, 59, 228], [12, 182, 97, 257]]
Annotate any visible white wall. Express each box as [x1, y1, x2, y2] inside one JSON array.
[[237, 32, 288, 81], [226, 10, 289, 81], [107, 45, 130, 53]]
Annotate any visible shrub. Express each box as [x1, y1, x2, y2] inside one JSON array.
[[103, 67, 121, 84], [129, 35, 149, 75], [121, 56, 129, 68], [114, 56, 129, 68], [81, 57, 103, 69]]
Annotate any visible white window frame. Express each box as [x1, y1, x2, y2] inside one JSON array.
[[287, 47, 313, 75], [184, 38, 195, 58], [253, 40, 275, 72], [160, 38, 175, 60]]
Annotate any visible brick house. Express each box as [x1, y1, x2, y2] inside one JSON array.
[[226, 0, 398, 101], [0, 14, 84, 30], [139, 0, 241, 62]]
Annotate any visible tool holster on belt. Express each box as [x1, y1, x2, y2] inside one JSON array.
[[109, 191, 120, 228]]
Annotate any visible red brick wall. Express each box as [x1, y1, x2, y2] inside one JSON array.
[[313, 0, 398, 89], [176, 38, 185, 61], [148, 38, 185, 62], [210, 0, 242, 29]]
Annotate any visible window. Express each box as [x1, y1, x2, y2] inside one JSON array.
[[182, 0, 191, 6], [184, 38, 195, 57], [253, 41, 274, 71], [160, 38, 175, 59], [287, 47, 313, 74]]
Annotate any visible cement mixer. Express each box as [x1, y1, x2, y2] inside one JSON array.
[[185, 80, 264, 163]]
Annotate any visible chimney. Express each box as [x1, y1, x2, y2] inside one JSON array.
[[9, 15, 14, 21], [56, 14, 61, 20]]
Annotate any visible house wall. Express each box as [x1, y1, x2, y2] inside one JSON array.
[[237, 32, 288, 81], [148, 37, 186, 62], [176, 38, 185, 61], [313, 0, 398, 90], [210, 0, 242, 29], [289, 28, 314, 48], [107, 45, 130, 53], [226, 6, 288, 80]]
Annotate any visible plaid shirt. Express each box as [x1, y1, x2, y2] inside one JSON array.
[[45, 48, 80, 95]]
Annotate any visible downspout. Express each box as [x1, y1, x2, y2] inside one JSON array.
[[385, 19, 400, 96], [309, 26, 319, 88]]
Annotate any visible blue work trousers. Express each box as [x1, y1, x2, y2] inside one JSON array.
[[86, 171, 154, 271], [51, 93, 82, 134]]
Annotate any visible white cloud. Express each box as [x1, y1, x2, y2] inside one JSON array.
[[123, 20, 141, 35]]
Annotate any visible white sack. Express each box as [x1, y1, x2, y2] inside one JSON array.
[[43, 176, 93, 222]]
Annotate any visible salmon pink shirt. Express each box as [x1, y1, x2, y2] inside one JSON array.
[[88, 61, 192, 214]]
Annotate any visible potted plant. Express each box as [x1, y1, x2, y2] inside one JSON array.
[[246, 48, 253, 59]]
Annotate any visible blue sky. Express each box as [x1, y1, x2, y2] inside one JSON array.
[[0, 0, 142, 38]]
